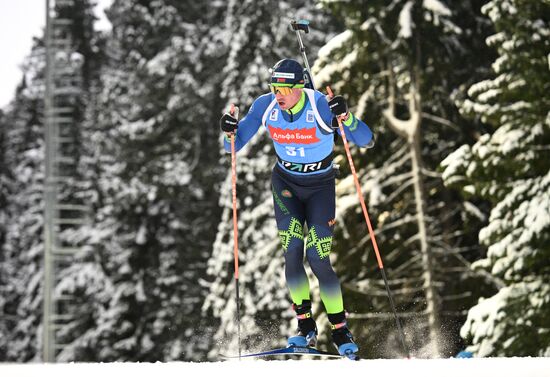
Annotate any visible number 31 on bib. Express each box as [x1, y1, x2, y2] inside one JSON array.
[[285, 146, 306, 157]]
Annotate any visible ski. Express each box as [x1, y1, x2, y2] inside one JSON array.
[[221, 345, 359, 360]]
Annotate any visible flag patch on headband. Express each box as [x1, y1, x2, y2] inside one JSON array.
[[276, 78, 286, 82], [273, 72, 295, 79]]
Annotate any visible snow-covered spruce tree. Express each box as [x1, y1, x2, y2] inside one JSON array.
[[313, 0, 497, 357], [441, 0, 550, 357], [0, 40, 49, 361], [59, 0, 231, 361], [203, 0, 339, 358], [0, 110, 9, 360]]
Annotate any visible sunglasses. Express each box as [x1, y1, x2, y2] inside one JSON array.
[[270, 85, 295, 96]]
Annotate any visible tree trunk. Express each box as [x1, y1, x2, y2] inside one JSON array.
[[383, 83, 441, 355], [410, 129, 441, 355]]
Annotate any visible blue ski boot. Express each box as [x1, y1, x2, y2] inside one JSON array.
[[287, 300, 317, 347], [329, 311, 359, 358]]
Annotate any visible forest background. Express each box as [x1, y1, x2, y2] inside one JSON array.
[[0, 0, 548, 362]]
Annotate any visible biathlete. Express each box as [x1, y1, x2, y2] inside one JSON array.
[[220, 58, 374, 356]]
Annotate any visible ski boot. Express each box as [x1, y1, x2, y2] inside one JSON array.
[[287, 300, 318, 347], [328, 311, 359, 359]]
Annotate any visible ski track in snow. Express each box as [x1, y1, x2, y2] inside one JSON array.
[[1, 358, 549, 377]]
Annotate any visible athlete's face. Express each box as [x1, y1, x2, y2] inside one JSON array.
[[275, 88, 303, 110]]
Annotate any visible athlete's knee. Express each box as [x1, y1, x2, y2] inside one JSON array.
[[284, 243, 307, 282], [308, 252, 337, 277], [284, 240, 304, 261], [304, 224, 336, 276]]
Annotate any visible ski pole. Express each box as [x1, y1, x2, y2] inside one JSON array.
[[229, 104, 242, 358], [290, 19, 315, 90], [326, 87, 410, 358]]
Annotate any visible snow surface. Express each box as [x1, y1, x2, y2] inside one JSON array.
[[1, 358, 549, 377]]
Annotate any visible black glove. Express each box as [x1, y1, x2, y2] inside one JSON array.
[[331, 117, 341, 129], [328, 95, 348, 116], [220, 113, 238, 133]]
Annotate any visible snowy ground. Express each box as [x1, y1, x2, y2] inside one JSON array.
[[1, 358, 549, 377]]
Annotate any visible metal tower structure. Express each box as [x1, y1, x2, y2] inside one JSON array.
[[43, 0, 87, 362]]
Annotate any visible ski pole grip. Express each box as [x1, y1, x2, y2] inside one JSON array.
[[291, 19, 310, 33]]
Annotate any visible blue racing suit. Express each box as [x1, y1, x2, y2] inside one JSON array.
[[224, 88, 373, 314]]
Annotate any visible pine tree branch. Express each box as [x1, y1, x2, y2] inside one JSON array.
[[384, 178, 414, 203], [421, 111, 460, 131], [377, 214, 416, 235], [421, 167, 442, 178], [379, 172, 414, 190], [432, 239, 506, 289], [390, 254, 422, 278], [441, 292, 472, 301]]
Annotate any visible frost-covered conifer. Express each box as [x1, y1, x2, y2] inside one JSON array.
[[0, 41, 47, 361], [441, 0, 550, 357]]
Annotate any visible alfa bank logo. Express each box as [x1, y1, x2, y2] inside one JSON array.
[[268, 125, 320, 144]]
